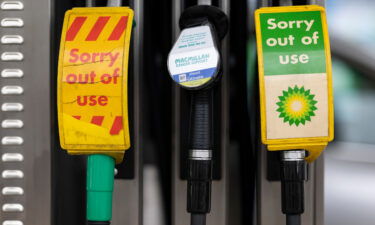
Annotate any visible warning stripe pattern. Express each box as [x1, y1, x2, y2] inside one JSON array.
[[86, 16, 110, 41], [108, 16, 128, 40], [90, 116, 104, 126], [73, 115, 123, 135], [66, 16, 128, 42], [66, 17, 87, 41]]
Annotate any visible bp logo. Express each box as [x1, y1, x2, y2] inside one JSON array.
[[276, 85, 317, 126]]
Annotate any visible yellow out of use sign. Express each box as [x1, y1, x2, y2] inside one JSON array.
[[57, 7, 133, 161]]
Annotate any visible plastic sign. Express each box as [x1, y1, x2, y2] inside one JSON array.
[[57, 7, 133, 161], [168, 25, 220, 89], [255, 6, 333, 162]]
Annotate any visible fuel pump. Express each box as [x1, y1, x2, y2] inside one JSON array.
[[57, 5, 134, 225], [167, 5, 228, 225], [254, 5, 333, 225]]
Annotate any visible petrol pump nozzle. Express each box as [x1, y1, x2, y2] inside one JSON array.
[[168, 5, 228, 225], [179, 5, 228, 41], [254, 4, 333, 225], [280, 150, 307, 225], [57, 4, 133, 225], [87, 154, 115, 225]]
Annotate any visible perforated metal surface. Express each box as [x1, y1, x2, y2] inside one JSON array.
[[0, 1, 51, 225]]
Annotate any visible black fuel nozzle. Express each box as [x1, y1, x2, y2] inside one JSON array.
[[187, 90, 213, 215], [179, 5, 229, 41], [280, 150, 307, 225], [167, 5, 228, 225], [167, 5, 228, 91]]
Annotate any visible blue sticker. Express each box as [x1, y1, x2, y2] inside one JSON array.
[[172, 67, 216, 83]]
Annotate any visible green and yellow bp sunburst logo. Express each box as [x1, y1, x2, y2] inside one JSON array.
[[276, 85, 318, 126]]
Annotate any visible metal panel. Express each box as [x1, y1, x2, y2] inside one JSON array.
[[112, 0, 143, 225], [309, 0, 325, 6], [280, 0, 293, 6], [170, 1, 183, 224], [0, 1, 51, 225]]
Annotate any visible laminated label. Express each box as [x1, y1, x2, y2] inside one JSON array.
[[255, 6, 334, 162], [57, 7, 133, 157], [168, 25, 219, 88]]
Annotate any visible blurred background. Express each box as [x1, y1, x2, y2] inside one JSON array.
[[324, 1, 375, 225]]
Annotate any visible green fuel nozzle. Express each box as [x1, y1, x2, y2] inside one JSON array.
[[87, 154, 115, 223], [58, 4, 133, 225]]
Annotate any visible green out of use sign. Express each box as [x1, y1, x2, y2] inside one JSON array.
[[260, 10, 325, 75], [255, 6, 334, 163]]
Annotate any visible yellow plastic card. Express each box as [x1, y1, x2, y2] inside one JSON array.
[[255, 6, 334, 162], [57, 7, 133, 162]]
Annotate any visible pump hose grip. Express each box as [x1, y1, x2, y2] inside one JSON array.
[[187, 90, 213, 214]]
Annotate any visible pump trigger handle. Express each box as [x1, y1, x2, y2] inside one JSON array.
[[179, 5, 229, 41]]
